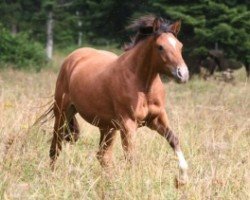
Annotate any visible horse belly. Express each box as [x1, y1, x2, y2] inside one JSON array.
[[69, 74, 116, 127], [72, 93, 116, 127], [72, 90, 116, 125], [77, 110, 114, 128]]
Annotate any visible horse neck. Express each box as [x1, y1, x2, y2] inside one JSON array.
[[122, 37, 159, 92]]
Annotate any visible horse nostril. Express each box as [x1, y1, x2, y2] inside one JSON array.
[[177, 68, 182, 78]]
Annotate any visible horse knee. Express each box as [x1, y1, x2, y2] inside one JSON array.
[[148, 115, 179, 150]]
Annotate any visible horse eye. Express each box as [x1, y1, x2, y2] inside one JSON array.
[[158, 45, 164, 51]]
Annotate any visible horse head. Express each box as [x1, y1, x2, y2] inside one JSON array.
[[125, 16, 189, 83], [152, 18, 189, 83]]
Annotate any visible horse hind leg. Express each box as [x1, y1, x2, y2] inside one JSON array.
[[49, 103, 65, 170], [50, 100, 80, 170], [64, 105, 80, 142], [64, 115, 80, 142], [49, 93, 70, 170]]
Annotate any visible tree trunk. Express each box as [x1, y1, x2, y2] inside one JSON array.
[[46, 11, 53, 60], [78, 29, 82, 47], [11, 23, 17, 35], [76, 11, 82, 46]]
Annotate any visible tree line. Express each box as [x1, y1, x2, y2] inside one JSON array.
[[0, 0, 249, 74]]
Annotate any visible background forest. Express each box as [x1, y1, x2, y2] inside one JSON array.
[[0, 0, 249, 71], [0, 1, 250, 199]]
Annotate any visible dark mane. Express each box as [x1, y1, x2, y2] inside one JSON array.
[[124, 15, 173, 51]]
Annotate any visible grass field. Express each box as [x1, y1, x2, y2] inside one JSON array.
[[0, 62, 249, 199]]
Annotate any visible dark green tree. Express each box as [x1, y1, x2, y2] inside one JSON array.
[[152, 0, 250, 75]]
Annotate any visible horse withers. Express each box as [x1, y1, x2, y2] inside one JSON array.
[[49, 15, 189, 185]]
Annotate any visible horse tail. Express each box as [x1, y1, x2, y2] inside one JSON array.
[[33, 100, 55, 127]]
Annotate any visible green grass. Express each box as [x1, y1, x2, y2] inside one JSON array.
[[0, 65, 249, 199]]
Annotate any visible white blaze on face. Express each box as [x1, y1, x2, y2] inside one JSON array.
[[167, 37, 177, 49]]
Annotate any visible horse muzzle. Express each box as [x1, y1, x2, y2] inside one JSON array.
[[172, 65, 189, 83]]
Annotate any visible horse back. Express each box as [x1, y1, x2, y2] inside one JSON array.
[[56, 48, 118, 92]]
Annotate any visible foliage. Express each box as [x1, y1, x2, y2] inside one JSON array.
[[0, 25, 46, 71], [154, 1, 250, 65], [0, 0, 249, 68]]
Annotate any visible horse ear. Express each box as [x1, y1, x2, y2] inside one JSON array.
[[170, 20, 181, 36], [152, 17, 162, 32]]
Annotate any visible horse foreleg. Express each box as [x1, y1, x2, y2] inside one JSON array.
[[96, 128, 117, 168], [120, 119, 137, 164], [148, 112, 188, 186]]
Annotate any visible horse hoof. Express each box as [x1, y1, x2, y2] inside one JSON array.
[[175, 175, 188, 188]]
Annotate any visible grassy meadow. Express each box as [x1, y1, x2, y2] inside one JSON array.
[[0, 54, 249, 199]]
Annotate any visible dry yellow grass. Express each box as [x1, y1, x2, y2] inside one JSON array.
[[0, 66, 249, 199]]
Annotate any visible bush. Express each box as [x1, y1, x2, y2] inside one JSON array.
[[0, 25, 46, 71]]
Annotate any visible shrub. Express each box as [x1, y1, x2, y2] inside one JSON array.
[[0, 24, 46, 71]]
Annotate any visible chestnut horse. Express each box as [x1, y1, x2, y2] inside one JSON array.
[[50, 16, 189, 184]]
